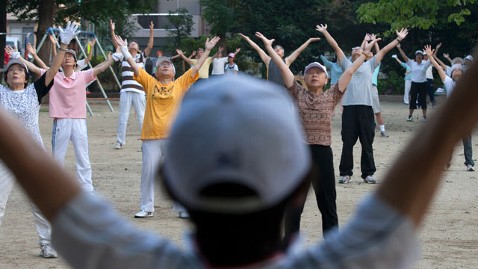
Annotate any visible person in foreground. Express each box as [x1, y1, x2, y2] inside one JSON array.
[[1, 56, 478, 267]]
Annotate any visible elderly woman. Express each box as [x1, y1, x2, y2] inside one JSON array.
[[0, 22, 79, 258]]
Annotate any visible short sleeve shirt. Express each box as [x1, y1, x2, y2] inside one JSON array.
[[133, 68, 199, 139], [288, 81, 343, 146], [407, 59, 431, 83], [49, 69, 97, 119], [443, 76, 456, 97], [190, 57, 213, 79], [211, 57, 228, 75], [0, 73, 53, 145], [339, 57, 378, 106]]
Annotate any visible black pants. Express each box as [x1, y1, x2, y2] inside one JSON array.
[[409, 81, 428, 110], [426, 78, 436, 106], [283, 145, 338, 239], [339, 105, 376, 179]]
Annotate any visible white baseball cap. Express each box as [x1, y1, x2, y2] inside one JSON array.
[[415, 50, 424, 55], [4, 59, 28, 73], [465, 55, 473, 62], [163, 74, 311, 214], [304, 62, 329, 77]]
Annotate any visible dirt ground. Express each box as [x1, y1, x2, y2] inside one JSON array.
[[1, 99, 478, 269]]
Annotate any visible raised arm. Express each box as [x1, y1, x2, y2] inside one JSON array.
[[143, 21, 154, 57], [256, 32, 294, 88], [374, 28, 408, 64], [191, 36, 220, 77], [0, 110, 81, 221], [114, 35, 140, 75], [26, 43, 49, 69], [424, 45, 447, 82], [443, 53, 453, 65], [44, 22, 80, 85], [5, 46, 43, 76], [176, 49, 195, 65], [83, 38, 96, 65], [315, 24, 346, 64], [233, 47, 241, 57], [376, 51, 478, 227], [285, 37, 320, 66], [109, 19, 118, 48], [49, 34, 58, 57], [92, 52, 115, 76], [337, 38, 378, 93], [396, 43, 410, 62], [239, 33, 270, 65]]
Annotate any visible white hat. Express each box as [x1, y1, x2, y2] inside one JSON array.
[[155, 56, 175, 74], [465, 55, 473, 62], [304, 62, 328, 77], [415, 50, 424, 55], [163, 74, 311, 214], [4, 59, 28, 73], [450, 63, 463, 75]]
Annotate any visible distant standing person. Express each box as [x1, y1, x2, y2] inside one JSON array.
[[211, 46, 240, 76], [396, 45, 430, 121], [112, 34, 221, 218], [110, 19, 154, 149], [392, 47, 412, 104], [425, 45, 474, 171], [239, 33, 320, 85], [224, 53, 239, 75], [320, 54, 343, 87]]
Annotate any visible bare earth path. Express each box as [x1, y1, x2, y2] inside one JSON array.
[[1, 100, 477, 269]]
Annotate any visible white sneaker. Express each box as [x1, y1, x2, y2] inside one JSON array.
[[40, 244, 58, 258], [406, 115, 413, 122], [134, 210, 153, 218], [467, 165, 475, 171], [114, 141, 123, 149], [380, 131, 389, 137], [178, 210, 190, 219], [364, 175, 377, 184], [338, 175, 351, 184]]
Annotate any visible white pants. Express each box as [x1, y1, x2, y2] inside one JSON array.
[[140, 139, 167, 212], [404, 80, 411, 104], [0, 161, 52, 245], [116, 91, 146, 145], [52, 118, 94, 192]]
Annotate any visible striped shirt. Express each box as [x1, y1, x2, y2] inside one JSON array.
[[121, 53, 146, 95]]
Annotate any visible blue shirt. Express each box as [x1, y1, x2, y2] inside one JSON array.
[[320, 55, 343, 85]]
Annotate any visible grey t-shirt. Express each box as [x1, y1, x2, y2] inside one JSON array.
[[339, 56, 378, 106]]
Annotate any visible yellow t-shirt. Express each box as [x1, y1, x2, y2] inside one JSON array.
[[134, 68, 199, 140], [190, 57, 212, 79]]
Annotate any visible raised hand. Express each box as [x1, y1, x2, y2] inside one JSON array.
[[5, 45, 20, 59], [396, 28, 408, 41], [443, 53, 449, 58], [255, 32, 274, 47], [113, 35, 127, 47], [149, 21, 154, 31], [176, 49, 186, 56], [26, 43, 37, 56], [205, 36, 220, 51], [58, 21, 80, 45], [363, 37, 381, 56], [308, 37, 321, 43], [109, 19, 115, 32], [315, 24, 328, 33], [238, 33, 250, 40], [423, 45, 434, 57]]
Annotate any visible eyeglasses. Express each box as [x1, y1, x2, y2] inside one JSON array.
[[158, 61, 172, 67]]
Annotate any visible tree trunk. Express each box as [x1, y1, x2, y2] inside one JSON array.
[[37, 0, 57, 66]]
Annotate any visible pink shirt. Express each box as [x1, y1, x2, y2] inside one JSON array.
[[49, 69, 96, 119]]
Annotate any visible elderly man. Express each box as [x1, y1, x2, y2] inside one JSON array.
[[113, 34, 220, 218]]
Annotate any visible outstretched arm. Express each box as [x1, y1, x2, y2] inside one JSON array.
[[396, 43, 410, 62], [92, 53, 115, 76], [424, 45, 447, 82], [315, 24, 346, 64], [374, 28, 408, 64], [239, 33, 271, 65], [191, 36, 221, 77], [113, 35, 140, 75], [0, 110, 81, 221], [256, 32, 294, 88], [285, 37, 320, 66], [26, 43, 49, 69], [109, 19, 118, 48], [5, 46, 43, 76], [176, 49, 195, 65], [443, 53, 453, 65], [143, 21, 154, 57]]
